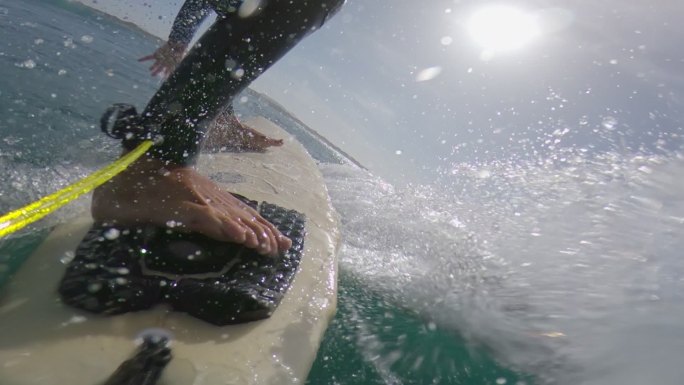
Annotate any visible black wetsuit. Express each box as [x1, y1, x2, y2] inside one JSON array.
[[130, 0, 344, 165]]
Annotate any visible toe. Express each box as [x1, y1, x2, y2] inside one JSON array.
[[184, 202, 246, 243]]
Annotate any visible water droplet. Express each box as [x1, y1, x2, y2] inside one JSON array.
[[449, 218, 465, 228], [58, 69, 67, 75], [15, 59, 36, 69], [440, 36, 453, 46], [225, 59, 237, 71], [601, 116, 618, 130], [104, 228, 120, 240], [636, 165, 652, 175], [34, 38, 44, 45], [395, 150, 402, 155], [238, 0, 263, 18], [63, 38, 76, 49], [3, 136, 22, 145], [415, 66, 442, 82], [412, 355, 424, 370], [87, 282, 102, 293], [231, 68, 245, 79], [496, 378, 507, 385], [80, 35, 94, 43], [61, 315, 87, 327], [60, 251, 75, 264]]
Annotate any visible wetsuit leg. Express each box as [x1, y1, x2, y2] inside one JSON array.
[[138, 0, 345, 165]]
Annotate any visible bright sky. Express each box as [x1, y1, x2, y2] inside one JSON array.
[[75, 0, 684, 185]]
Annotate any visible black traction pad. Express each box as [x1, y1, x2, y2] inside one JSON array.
[[58, 196, 306, 325]]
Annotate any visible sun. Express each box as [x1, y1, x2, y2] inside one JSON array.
[[467, 5, 540, 54]]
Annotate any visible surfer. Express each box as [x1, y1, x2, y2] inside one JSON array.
[[139, 1, 284, 153], [92, 0, 344, 256]]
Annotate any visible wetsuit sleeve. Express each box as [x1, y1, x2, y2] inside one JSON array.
[[168, 0, 214, 46], [142, 0, 346, 165]]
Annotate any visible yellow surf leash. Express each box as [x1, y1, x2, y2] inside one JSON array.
[[0, 140, 153, 238]]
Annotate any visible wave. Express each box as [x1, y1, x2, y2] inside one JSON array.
[[320, 151, 684, 384]]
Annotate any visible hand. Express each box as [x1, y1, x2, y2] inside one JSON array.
[[138, 41, 188, 78]]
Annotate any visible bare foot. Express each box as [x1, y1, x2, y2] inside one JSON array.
[[92, 155, 292, 256], [203, 113, 284, 153]]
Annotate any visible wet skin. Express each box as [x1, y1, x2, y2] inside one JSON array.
[[91, 154, 292, 257]]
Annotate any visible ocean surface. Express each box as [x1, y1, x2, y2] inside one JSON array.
[[1, 1, 684, 384]]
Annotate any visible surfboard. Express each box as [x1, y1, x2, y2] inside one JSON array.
[[0, 117, 341, 385]]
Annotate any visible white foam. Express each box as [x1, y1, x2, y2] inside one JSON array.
[[320, 152, 684, 384]]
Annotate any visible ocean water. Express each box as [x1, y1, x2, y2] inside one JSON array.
[[316, 154, 684, 384], [1, 1, 684, 385]]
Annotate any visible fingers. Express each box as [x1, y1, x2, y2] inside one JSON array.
[[138, 54, 155, 62], [149, 62, 172, 78], [140, 49, 177, 77], [151, 64, 164, 78]]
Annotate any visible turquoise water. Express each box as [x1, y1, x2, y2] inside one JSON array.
[[308, 273, 531, 385], [0, 0, 528, 384]]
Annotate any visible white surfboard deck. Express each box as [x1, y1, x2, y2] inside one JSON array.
[[0, 117, 341, 385]]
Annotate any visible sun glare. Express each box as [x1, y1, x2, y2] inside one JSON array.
[[467, 5, 540, 54]]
